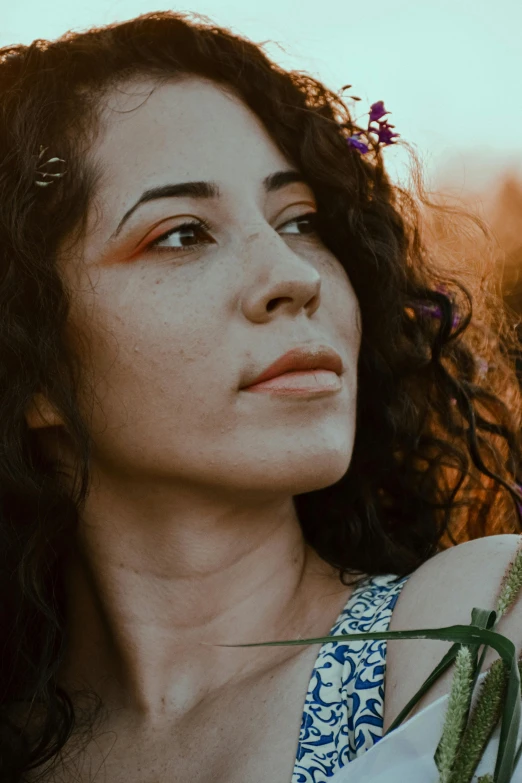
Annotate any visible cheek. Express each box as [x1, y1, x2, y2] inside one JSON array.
[[90, 293, 231, 408], [354, 297, 362, 353], [331, 273, 361, 358]]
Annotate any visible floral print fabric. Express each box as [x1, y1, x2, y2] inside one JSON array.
[[291, 572, 412, 783]]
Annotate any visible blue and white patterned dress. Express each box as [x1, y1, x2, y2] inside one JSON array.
[[291, 572, 412, 783]]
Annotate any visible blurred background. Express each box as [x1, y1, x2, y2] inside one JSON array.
[[3, 0, 522, 316]]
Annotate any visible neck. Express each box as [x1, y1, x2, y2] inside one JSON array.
[[58, 482, 344, 725]]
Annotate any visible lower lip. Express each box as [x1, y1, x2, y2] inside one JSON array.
[[242, 370, 342, 396]]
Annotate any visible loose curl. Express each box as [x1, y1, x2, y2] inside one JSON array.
[[0, 10, 521, 781]]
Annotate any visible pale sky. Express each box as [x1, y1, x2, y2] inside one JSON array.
[[2, 0, 521, 193]]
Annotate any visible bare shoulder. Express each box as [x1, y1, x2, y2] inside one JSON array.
[[383, 534, 522, 732]]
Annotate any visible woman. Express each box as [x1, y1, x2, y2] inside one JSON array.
[[0, 11, 521, 783]]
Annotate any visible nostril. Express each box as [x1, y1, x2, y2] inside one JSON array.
[[266, 297, 291, 312]]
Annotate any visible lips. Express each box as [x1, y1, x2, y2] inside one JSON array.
[[241, 345, 344, 389]]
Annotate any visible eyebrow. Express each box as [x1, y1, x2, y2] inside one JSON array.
[[110, 169, 309, 239]]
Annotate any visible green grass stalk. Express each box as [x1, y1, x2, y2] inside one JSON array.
[[496, 535, 522, 619], [436, 645, 474, 783], [448, 658, 508, 783]]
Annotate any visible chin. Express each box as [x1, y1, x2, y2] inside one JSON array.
[[231, 448, 353, 495], [289, 459, 352, 495]]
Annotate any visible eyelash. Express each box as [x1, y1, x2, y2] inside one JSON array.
[[145, 212, 320, 254]]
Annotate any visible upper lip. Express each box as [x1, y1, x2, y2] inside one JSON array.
[[241, 344, 344, 388]]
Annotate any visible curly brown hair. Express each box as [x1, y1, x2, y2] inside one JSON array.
[[0, 10, 521, 781]]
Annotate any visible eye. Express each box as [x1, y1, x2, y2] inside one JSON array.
[[145, 211, 320, 254], [279, 211, 319, 236], [146, 218, 214, 253]]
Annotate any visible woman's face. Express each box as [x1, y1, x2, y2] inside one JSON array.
[[57, 76, 361, 499]]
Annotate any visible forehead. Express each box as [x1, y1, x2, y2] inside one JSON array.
[[91, 76, 291, 199]]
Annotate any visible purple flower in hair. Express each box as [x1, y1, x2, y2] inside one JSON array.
[[342, 93, 398, 157], [414, 301, 461, 329], [375, 120, 400, 146], [416, 303, 442, 319], [347, 134, 369, 154], [451, 311, 461, 329], [434, 285, 461, 328], [369, 101, 389, 123]]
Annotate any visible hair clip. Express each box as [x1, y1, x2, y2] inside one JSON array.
[[35, 145, 67, 187]]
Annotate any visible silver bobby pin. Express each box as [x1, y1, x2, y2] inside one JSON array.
[[35, 145, 67, 187]]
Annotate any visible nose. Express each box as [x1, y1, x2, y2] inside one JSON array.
[[240, 230, 322, 324]]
